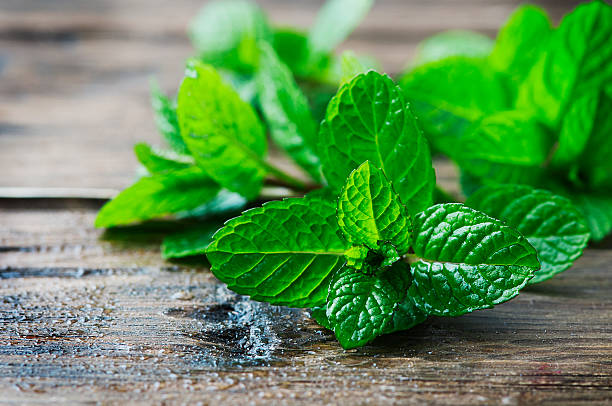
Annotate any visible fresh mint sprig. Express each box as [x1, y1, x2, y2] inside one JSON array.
[[95, 1, 597, 349], [400, 0, 612, 241]]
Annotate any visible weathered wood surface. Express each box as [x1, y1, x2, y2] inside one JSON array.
[[3, 0, 611, 405]]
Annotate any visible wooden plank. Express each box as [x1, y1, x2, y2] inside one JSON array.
[[1, 205, 611, 404]]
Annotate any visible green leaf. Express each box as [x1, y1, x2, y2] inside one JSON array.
[[340, 51, 369, 83], [516, 1, 612, 127], [206, 190, 351, 308], [577, 92, 612, 189], [456, 110, 554, 186], [257, 43, 321, 181], [311, 306, 332, 330], [337, 161, 411, 254], [400, 57, 510, 153], [571, 194, 612, 242], [412, 30, 494, 67], [459, 110, 554, 166], [489, 5, 551, 83], [134, 143, 193, 174], [95, 168, 220, 228], [319, 71, 435, 214], [189, 0, 272, 72], [150, 81, 188, 155], [162, 221, 224, 259], [178, 61, 268, 200], [178, 189, 247, 220], [466, 184, 589, 284], [409, 203, 539, 316], [307, 0, 374, 61], [272, 28, 310, 77], [381, 296, 427, 335], [551, 92, 599, 166], [326, 262, 411, 349]]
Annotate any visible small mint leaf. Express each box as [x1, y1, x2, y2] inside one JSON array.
[[337, 161, 412, 255], [257, 43, 321, 181], [326, 261, 411, 349], [134, 143, 193, 174], [150, 81, 188, 155], [177, 61, 268, 200], [95, 168, 220, 228]]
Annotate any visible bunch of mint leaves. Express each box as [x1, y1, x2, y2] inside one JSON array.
[[96, 0, 598, 349], [400, 0, 612, 241]]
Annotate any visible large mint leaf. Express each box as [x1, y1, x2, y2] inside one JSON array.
[[307, 0, 373, 62], [150, 82, 188, 155], [95, 168, 220, 228], [516, 1, 612, 127], [577, 92, 612, 189], [400, 57, 510, 153], [189, 0, 272, 72], [206, 190, 350, 308], [134, 143, 193, 174], [337, 161, 411, 254], [319, 71, 435, 214], [571, 194, 612, 242], [412, 31, 493, 67], [489, 5, 551, 85], [257, 43, 321, 181], [552, 92, 599, 166], [456, 110, 554, 186], [466, 184, 589, 284], [178, 61, 267, 200], [326, 262, 411, 349], [409, 204, 539, 316], [381, 296, 427, 335]]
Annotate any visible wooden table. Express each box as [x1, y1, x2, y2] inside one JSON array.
[[2, 0, 610, 404]]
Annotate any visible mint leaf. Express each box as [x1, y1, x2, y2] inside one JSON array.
[[162, 221, 224, 259], [95, 168, 220, 228], [572, 194, 612, 242], [489, 5, 551, 84], [400, 57, 510, 153], [326, 262, 411, 349], [412, 30, 493, 67], [466, 184, 589, 284], [337, 161, 411, 254], [381, 296, 427, 335], [457, 110, 554, 186], [134, 143, 193, 174], [257, 43, 321, 181], [150, 81, 188, 155], [189, 0, 272, 72], [307, 0, 374, 62], [409, 204, 539, 316], [206, 190, 351, 308], [340, 51, 368, 83], [311, 306, 332, 330], [319, 71, 435, 214], [551, 92, 599, 166], [272, 28, 310, 77], [178, 61, 268, 200], [516, 1, 612, 127], [577, 92, 612, 189]]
